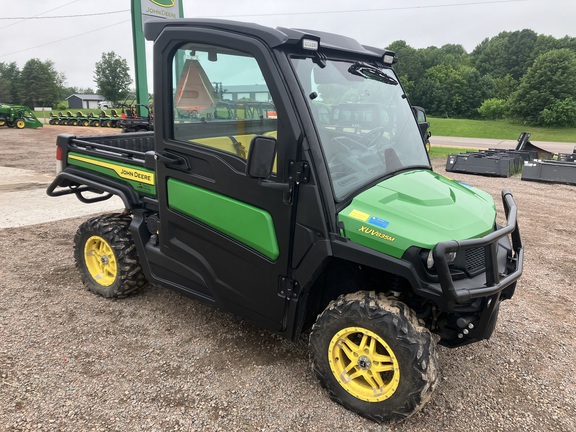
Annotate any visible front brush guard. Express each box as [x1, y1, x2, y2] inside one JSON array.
[[432, 189, 523, 303]]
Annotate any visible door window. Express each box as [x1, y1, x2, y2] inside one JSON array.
[[171, 44, 278, 160]]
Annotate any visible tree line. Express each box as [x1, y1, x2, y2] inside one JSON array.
[[2, 30, 576, 126], [0, 52, 132, 110], [388, 29, 576, 126]]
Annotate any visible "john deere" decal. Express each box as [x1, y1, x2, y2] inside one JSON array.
[[68, 153, 156, 196]]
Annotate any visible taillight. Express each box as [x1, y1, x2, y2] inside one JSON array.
[[56, 145, 64, 175]]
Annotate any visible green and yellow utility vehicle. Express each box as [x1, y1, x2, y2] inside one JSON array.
[[47, 19, 523, 422]]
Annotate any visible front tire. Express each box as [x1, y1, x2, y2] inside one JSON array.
[[74, 213, 147, 298], [309, 291, 439, 423]]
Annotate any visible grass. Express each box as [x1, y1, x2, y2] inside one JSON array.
[[428, 146, 477, 159], [428, 117, 576, 143]]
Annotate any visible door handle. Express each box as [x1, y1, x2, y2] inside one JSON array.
[[144, 150, 184, 168], [154, 152, 182, 165]]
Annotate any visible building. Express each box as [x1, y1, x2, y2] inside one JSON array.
[[66, 94, 106, 110], [221, 85, 271, 102]]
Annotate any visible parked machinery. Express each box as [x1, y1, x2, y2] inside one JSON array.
[[0, 104, 43, 129], [48, 109, 121, 128]]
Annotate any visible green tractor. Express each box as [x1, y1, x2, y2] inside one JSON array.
[[0, 104, 43, 129]]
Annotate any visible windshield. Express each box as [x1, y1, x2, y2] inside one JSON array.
[[291, 58, 430, 201]]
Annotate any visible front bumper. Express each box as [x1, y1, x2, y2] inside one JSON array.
[[430, 189, 523, 303]]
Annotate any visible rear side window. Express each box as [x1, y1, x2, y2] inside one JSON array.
[[171, 44, 278, 160]]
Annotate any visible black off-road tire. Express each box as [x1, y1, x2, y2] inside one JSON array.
[[309, 291, 439, 423], [74, 213, 147, 298]]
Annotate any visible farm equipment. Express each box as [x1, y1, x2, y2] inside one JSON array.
[[48, 112, 63, 125], [67, 111, 90, 127], [522, 145, 576, 185], [0, 104, 42, 129], [119, 104, 154, 132], [47, 18, 523, 422], [117, 93, 154, 132], [96, 109, 121, 128], [47, 109, 121, 128], [446, 132, 545, 177], [58, 111, 76, 125]]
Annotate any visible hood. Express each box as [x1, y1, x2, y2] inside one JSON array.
[[338, 170, 496, 258]]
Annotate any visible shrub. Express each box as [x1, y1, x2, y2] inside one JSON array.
[[478, 98, 508, 120], [540, 98, 576, 127]]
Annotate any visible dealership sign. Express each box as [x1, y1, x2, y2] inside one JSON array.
[[141, 0, 180, 24], [132, 0, 183, 116]]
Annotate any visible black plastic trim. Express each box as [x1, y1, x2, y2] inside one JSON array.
[[46, 167, 140, 209]]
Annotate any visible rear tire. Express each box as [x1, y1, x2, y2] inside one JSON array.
[[309, 291, 439, 423], [74, 213, 147, 298]]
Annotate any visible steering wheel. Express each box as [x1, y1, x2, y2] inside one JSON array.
[[327, 151, 349, 178], [363, 126, 387, 148]]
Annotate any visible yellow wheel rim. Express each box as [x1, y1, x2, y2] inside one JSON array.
[[84, 235, 117, 287], [328, 327, 400, 402], [16, 120, 25, 129]]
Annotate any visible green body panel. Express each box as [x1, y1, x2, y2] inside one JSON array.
[[167, 179, 280, 260], [67, 152, 156, 196], [339, 170, 496, 258]]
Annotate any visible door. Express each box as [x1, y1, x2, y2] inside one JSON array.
[[152, 30, 300, 332]]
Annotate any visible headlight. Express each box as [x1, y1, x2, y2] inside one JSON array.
[[426, 249, 457, 269]]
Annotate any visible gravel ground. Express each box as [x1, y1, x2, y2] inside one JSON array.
[[0, 126, 575, 431]]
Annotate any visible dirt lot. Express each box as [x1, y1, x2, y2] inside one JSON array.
[[0, 126, 575, 431]]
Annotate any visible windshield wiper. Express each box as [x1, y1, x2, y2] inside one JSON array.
[[348, 62, 398, 85]]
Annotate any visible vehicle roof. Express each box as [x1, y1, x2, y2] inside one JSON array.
[[144, 18, 386, 59]]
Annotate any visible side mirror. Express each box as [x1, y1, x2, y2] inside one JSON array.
[[246, 136, 277, 179], [411, 105, 427, 123], [412, 106, 430, 143]]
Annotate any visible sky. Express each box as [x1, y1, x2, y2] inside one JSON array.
[[0, 0, 575, 90]]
